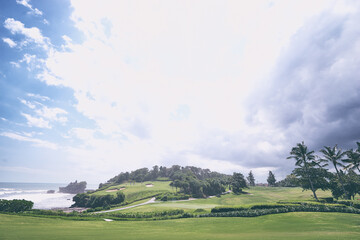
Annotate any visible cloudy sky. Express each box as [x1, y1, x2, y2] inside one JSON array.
[[1, 0, 360, 184]]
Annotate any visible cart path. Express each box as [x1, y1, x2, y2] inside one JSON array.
[[94, 189, 232, 214], [94, 197, 156, 214]]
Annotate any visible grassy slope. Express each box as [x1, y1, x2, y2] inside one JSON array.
[[1, 212, 359, 240], [92, 181, 175, 203]]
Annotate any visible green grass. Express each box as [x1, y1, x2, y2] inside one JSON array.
[[1, 212, 359, 239], [120, 187, 334, 213]]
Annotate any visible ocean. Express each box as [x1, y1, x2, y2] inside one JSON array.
[[0, 182, 98, 209]]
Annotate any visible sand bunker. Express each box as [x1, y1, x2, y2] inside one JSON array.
[[106, 187, 126, 192], [145, 184, 154, 187], [106, 189, 118, 192]]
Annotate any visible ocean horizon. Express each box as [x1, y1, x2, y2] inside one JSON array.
[[0, 182, 98, 209]]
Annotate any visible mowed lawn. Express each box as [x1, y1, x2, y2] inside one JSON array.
[[1, 212, 360, 240], [121, 186, 335, 213]]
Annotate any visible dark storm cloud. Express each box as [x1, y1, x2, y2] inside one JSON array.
[[250, 9, 360, 150], [189, 5, 360, 180]]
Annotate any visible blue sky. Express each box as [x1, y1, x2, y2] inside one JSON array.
[[1, 0, 360, 184]]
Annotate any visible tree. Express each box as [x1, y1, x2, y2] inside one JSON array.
[[231, 172, 247, 194], [293, 167, 330, 196], [287, 142, 320, 201], [247, 171, 255, 186], [113, 191, 125, 204], [343, 142, 360, 173], [320, 145, 348, 199], [343, 170, 360, 199], [203, 178, 226, 196], [277, 174, 299, 187], [329, 169, 360, 200], [267, 171, 276, 186]]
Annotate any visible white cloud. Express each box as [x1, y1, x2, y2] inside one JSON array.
[[35, 106, 68, 124], [4, 18, 49, 49], [27, 93, 50, 101], [19, 98, 36, 109], [0, 132, 57, 149], [10, 61, 20, 68], [10, 54, 41, 71], [16, 0, 43, 16], [19, 98, 68, 125], [2, 37, 17, 48], [31, 0, 360, 182], [21, 113, 50, 129]]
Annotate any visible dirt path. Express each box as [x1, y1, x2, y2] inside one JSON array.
[[94, 197, 156, 214]]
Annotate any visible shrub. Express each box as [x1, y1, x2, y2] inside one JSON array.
[[194, 208, 206, 213]]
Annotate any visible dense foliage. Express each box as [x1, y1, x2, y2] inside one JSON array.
[[102, 165, 229, 187], [169, 172, 227, 198], [72, 191, 125, 208], [0, 199, 33, 212]]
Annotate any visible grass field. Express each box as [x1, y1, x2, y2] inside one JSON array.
[[119, 186, 334, 213], [92, 181, 337, 213], [1, 212, 359, 240]]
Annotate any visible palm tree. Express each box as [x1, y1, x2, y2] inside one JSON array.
[[344, 149, 360, 173], [287, 142, 319, 201], [320, 145, 348, 198]]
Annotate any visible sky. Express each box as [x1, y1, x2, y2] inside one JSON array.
[[1, 0, 360, 184]]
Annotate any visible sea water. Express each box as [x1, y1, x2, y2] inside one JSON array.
[[0, 182, 97, 209]]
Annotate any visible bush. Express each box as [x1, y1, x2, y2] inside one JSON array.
[[0, 199, 33, 213], [319, 197, 334, 203], [194, 208, 206, 213]]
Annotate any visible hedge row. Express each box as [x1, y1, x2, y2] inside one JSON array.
[[98, 209, 185, 219], [211, 203, 300, 213], [203, 205, 360, 218]]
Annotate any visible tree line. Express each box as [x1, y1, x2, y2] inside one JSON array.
[[100, 165, 229, 189]]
